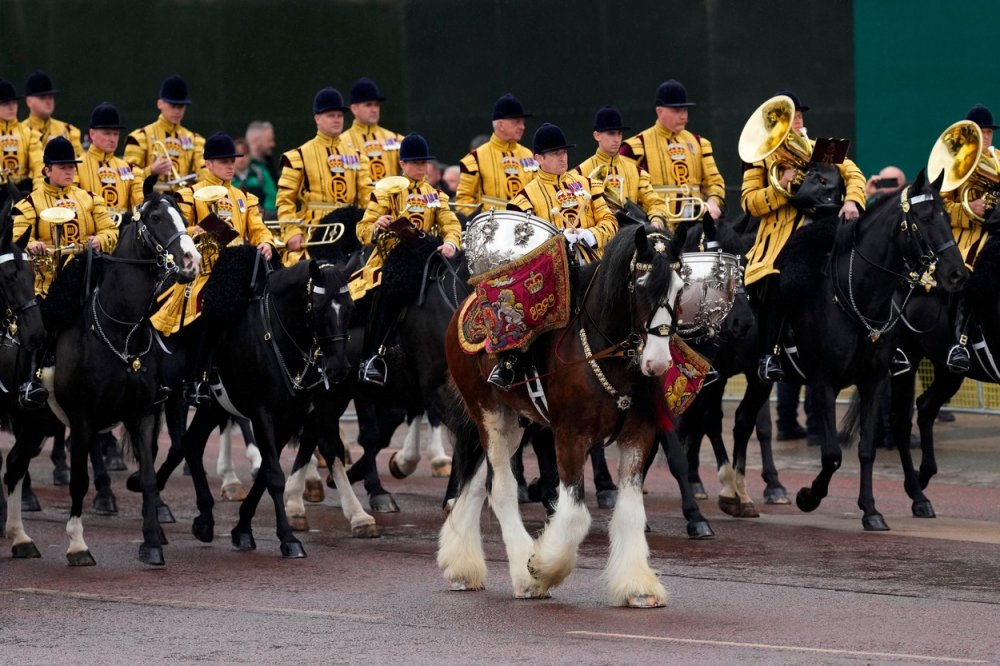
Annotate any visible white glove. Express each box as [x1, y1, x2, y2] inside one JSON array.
[[577, 229, 597, 247], [562, 229, 579, 244]]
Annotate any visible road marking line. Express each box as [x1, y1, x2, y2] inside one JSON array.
[[566, 630, 986, 663], [12, 587, 381, 622]]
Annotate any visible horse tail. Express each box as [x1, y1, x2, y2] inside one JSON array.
[[440, 384, 484, 509], [839, 391, 861, 448]]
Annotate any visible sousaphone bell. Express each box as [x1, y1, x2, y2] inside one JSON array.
[[738, 95, 813, 197], [927, 120, 1000, 223]]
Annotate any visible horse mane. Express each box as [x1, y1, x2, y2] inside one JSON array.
[[40, 252, 106, 331], [600, 224, 674, 309], [201, 245, 268, 323], [381, 237, 445, 311], [965, 233, 1000, 302]]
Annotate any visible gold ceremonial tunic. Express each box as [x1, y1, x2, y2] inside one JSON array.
[[0, 118, 44, 189], [943, 194, 989, 271], [742, 148, 866, 286], [78, 145, 143, 215], [124, 114, 206, 188], [507, 170, 618, 259], [342, 120, 402, 181], [12, 181, 118, 295], [621, 124, 725, 218], [573, 150, 668, 221], [21, 114, 84, 157], [350, 178, 462, 299], [151, 175, 273, 335], [276, 131, 373, 266], [456, 133, 538, 213]]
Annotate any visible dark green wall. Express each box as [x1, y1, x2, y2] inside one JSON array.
[[854, 0, 1000, 181], [3, 0, 856, 209]]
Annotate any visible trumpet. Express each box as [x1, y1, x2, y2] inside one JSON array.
[[152, 139, 197, 192], [928, 120, 1000, 223], [738, 94, 813, 197]]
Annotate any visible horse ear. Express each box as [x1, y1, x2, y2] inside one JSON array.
[[912, 168, 927, 192], [308, 259, 323, 285], [344, 248, 363, 275], [670, 223, 688, 256], [14, 226, 30, 251], [634, 225, 648, 254], [142, 175, 159, 199], [5, 180, 21, 205], [929, 168, 944, 192]]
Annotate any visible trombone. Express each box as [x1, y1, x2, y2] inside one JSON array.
[[928, 120, 1000, 223], [151, 139, 197, 192], [267, 200, 348, 250], [738, 94, 813, 198]]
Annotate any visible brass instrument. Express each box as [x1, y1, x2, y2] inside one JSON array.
[[193, 185, 230, 273], [927, 120, 1000, 222], [373, 175, 411, 254], [152, 139, 197, 192], [738, 94, 813, 197], [35, 207, 79, 281], [653, 184, 707, 223], [268, 199, 348, 250], [588, 163, 626, 211]]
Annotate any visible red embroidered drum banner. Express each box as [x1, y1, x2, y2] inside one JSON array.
[[465, 236, 571, 354]]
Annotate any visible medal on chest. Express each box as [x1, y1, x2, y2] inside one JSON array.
[[520, 157, 539, 172]]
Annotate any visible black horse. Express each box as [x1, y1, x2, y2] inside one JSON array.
[[885, 205, 1000, 515], [182, 250, 356, 557], [725, 170, 967, 530], [5, 185, 202, 565]]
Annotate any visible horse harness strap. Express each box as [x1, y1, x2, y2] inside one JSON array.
[[417, 251, 464, 311], [0, 251, 38, 347], [258, 279, 326, 396], [89, 285, 154, 372]]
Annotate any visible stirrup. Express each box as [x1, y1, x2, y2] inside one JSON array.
[[890, 348, 912, 376], [358, 354, 387, 386], [183, 379, 213, 407], [487, 355, 517, 391], [153, 384, 172, 405], [946, 344, 970, 374], [703, 367, 720, 387], [17, 380, 48, 410], [757, 354, 785, 383]]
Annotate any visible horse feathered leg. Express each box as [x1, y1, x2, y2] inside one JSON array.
[[438, 457, 489, 590], [604, 441, 665, 608]]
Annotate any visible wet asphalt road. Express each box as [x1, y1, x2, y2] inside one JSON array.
[[1, 407, 999, 664]]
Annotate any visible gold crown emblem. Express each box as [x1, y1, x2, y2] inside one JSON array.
[[162, 137, 182, 157], [556, 189, 578, 208], [524, 271, 544, 294], [216, 198, 233, 220], [54, 199, 77, 211], [0, 136, 18, 151], [668, 144, 687, 160]]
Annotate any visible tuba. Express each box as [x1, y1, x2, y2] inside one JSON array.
[[927, 120, 1000, 223], [193, 184, 230, 274], [738, 95, 813, 198]]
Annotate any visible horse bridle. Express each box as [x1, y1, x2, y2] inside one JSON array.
[[840, 186, 954, 341], [0, 251, 39, 345]]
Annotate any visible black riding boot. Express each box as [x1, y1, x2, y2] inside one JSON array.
[[946, 296, 971, 374], [18, 348, 49, 410], [752, 278, 785, 383], [487, 353, 519, 390]]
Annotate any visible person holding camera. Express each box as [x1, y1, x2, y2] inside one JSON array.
[[865, 166, 906, 205]]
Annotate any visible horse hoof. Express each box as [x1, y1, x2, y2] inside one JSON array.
[[280, 541, 307, 559], [126, 472, 141, 493], [104, 453, 127, 472], [192, 516, 214, 543], [764, 486, 791, 505], [156, 503, 176, 524], [517, 485, 530, 504], [718, 495, 741, 517], [513, 586, 551, 599], [139, 544, 165, 566], [596, 488, 618, 510], [92, 493, 118, 515], [12, 542, 41, 558], [369, 494, 400, 513], [21, 492, 41, 512], [66, 550, 96, 567], [289, 514, 310, 532], [431, 459, 452, 478], [220, 483, 246, 502], [686, 520, 715, 539], [450, 581, 483, 592], [912, 500, 936, 519], [795, 488, 822, 513], [739, 502, 760, 518], [53, 466, 71, 486], [691, 482, 708, 500], [231, 530, 256, 551], [351, 522, 382, 539], [388, 451, 410, 480], [627, 594, 666, 608], [863, 514, 890, 531], [303, 479, 325, 503]]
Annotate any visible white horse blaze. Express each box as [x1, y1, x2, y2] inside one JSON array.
[[640, 270, 682, 377], [166, 206, 201, 270]]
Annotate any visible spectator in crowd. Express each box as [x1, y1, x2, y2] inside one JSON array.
[[427, 160, 444, 188], [441, 164, 460, 197], [865, 165, 906, 205], [246, 120, 278, 181], [233, 136, 277, 219], [469, 134, 489, 151]]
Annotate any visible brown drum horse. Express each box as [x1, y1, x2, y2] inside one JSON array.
[[438, 224, 687, 607]]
